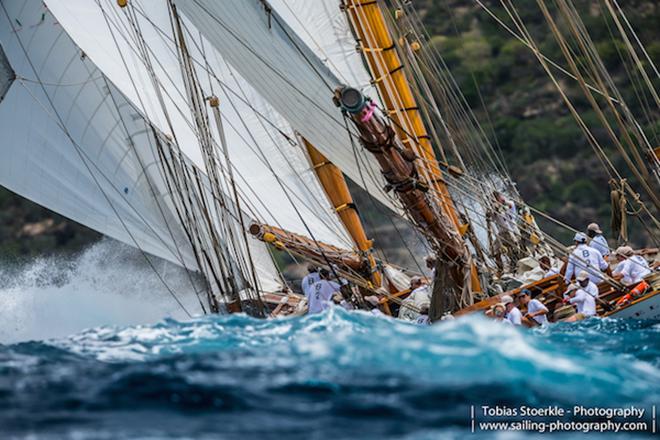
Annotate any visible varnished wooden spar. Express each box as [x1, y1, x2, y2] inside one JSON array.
[[340, 1, 482, 298], [248, 222, 370, 277], [336, 87, 466, 264], [303, 139, 381, 287], [341, 0, 461, 230]]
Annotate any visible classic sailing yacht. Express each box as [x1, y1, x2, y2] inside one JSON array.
[[0, 0, 657, 321]]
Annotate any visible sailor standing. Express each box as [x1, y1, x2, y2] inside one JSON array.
[[564, 232, 608, 285], [586, 223, 610, 258], [307, 268, 340, 314], [301, 264, 320, 299]]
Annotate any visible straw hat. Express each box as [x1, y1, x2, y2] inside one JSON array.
[[614, 246, 634, 257], [587, 223, 602, 234]]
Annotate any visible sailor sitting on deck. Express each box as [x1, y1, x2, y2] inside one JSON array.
[[307, 268, 340, 314], [501, 295, 522, 326], [539, 255, 559, 278], [562, 283, 596, 322], [301, 264, 320, 299], [586, 223, 610, 258], [519, 289, 548, 326], [564, 232, 608, 285], [488, 303, 510, 324], [398, 276, 431, 320], [612, 246, 651, 286], [576, 270, 599, 299]]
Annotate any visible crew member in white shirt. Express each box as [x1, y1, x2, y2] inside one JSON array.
[[576, 270, 599, 299], [307, 268, 340, 314], [586, 223, 610, 258], [407, 276, 431, 309], [564, 232, 608, 285], [563, 283, 596, 322], [301, 265, 320, 299], [539, 255, 559, 278], [501, 295, 522, 326], [612, 246, 651, 286], [519, 289, 548, 326]]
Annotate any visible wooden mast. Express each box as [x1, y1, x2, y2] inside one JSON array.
[[341, 0, 482, 296], [341, 0, 461, 229], [302, 138, 381, 287]]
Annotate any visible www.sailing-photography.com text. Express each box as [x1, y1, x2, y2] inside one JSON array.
[[471, 405, 656, 434]]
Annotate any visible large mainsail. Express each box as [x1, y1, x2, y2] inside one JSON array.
[[45, 0, 353, 250]]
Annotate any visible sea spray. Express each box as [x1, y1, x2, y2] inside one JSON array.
[[0, 239, 204, 343]]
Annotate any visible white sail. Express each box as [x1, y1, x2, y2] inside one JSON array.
[[269, 0, 378, 97], [174, 0, 399, 213], [0, 0, 196, 269], [0, 0, 286, 297], [44, 0, 353, 250]]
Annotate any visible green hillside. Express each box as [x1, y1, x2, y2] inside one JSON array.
[[415, 0, 658, 246]]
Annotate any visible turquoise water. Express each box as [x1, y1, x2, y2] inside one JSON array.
[[1, 309, 658, 439]]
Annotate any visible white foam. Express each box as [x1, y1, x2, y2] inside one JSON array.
[[0, 239, 205, 343]]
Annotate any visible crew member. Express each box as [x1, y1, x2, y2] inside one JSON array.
[[519, 289, 548, 326], [576, 270, 599, 299], [307, 268, 340, 314], [563, 283, 596, 321], [490, 191, 522, 274], [489, 303, 510, 324], [586, 223, 610, 258], [612, 246, 651, 286], [493, 191, 519, 236], [501, 294, 522, 326], [565, 232, 608, 284], [539, 255, 559, 278], [301, 265, 320, 299]]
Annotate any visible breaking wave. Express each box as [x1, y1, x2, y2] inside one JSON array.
[[0, 308, 658, 439], [0, 239, 205, 343]]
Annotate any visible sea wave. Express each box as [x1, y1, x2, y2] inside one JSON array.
[[0, 309, 657, 439]]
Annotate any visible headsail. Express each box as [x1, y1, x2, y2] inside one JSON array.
[[174, 0, 400, 213], [0, 0, 195, 269]]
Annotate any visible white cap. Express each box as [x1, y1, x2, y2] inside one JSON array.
[[587, 223, 602, 234], [566, 283, 579, 292], [574, 232, 588, 243], [576, 270, 589, 281], [501, 295, 514, 305]]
